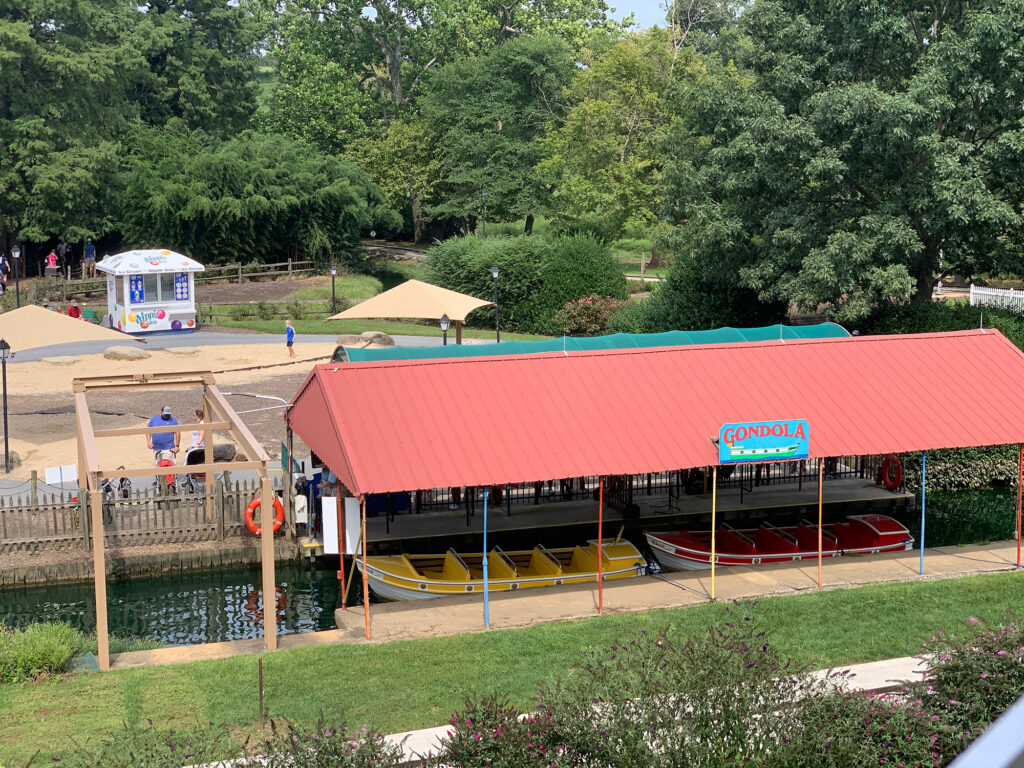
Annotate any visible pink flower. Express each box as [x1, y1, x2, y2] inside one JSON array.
[[968, 617, 979, 623]]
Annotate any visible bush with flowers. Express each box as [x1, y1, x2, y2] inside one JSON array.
[[552, 295, 630, 336]]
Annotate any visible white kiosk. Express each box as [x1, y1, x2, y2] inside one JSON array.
[[97, 249, 204, 334]]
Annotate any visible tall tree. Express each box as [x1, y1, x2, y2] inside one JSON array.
[[538, 29, 675, 237], [661, 0, 1024, 322], [422, 34, 573, 231]]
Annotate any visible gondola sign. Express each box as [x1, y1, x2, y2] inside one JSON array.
[[719, 419, 809, 464]]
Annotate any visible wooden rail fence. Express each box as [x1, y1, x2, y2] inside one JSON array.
[[0, 473, 287, 553]]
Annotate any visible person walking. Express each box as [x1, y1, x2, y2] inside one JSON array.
[[285, 319, 296, 358], [188, 409, 206, 452], [146, 405, 180, 463], [83, 237, 96, 278]]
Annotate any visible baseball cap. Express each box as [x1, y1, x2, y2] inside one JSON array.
[[161, 405, 172, 415]]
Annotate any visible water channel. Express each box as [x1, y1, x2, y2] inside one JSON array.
[[0, 561, 342, 645]]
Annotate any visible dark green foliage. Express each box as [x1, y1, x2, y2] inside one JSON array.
[[907, 488, 1016, 549], [51, 721, 235, 767], [606, 298, 654, 333], [248, 713, 404, 768], [0, 623, 87, 682], [860, 300, 1024, 352], [902, 448, 1021, 492], [426, 234, 628, 333], [121, 126, 400, 265], [422, 35, 574, 226]]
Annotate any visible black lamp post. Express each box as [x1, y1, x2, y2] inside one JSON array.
[[491, 264, 500, 343], [440, 313, 451, 346], [481, 192, 487, 238], [330, 264, 337, 314], [0, 339, 10, 473], [10, 245, 20, 309]]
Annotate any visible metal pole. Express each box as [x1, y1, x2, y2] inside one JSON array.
[[598, 476, 604, 614], [919, 452, 926, 576], [331, 272, 336, 315], [1017, 444, 1022, 568], [442, 328, 447, 346], [817, 459, 823, 588], [483, 487, 490, 628], [711, 466, 717, 600], [14, 257, 20, 309], [494, 277, 500, 343], [1, 360, 7, 475], [337, 500, 346, 610], [361, 496, 370, 640]]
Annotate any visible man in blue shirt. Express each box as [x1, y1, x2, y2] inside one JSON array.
[[83, 237, 96, 278], [285, 319, 296, 359], [147, 405, 180, 462]]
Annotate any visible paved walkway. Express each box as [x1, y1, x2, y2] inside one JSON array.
[[112, 540, 1020, 671]]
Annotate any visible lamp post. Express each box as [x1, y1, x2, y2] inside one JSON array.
[[481, 192, 486, 238], [439, 313, 451, 346], [330, 264, 337, 314], [0, 339, 10, 473], [491, 264, 500, 343], [10, 245, 21, 309]]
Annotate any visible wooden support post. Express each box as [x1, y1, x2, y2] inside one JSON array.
[[260, 473, 278, 651], [455, 321, 463, 345], [287, 257, 293, 281], [817, 459, 823, 589], [237, 263, 243, 284], [361, 497, 370, 641], [1017, 444, 1022, 568], [203, 390, 214, 524], [710, 466, 718, 600], [598, 476, 604, 615], [30, 470, 38, 506], [91, 486, 109, 670], [338, 499, 346, 610]]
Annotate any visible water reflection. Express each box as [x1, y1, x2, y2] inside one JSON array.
[[0, 562, 340, 646]]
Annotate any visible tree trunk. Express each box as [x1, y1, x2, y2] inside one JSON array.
[[411, 192, 426, 244], [524, 214, 534, 235]]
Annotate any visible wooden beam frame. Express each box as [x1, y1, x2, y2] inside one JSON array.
[[72, 371, 276, 670]]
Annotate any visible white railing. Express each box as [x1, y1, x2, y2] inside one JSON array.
[[969, 284, 1024, 314]]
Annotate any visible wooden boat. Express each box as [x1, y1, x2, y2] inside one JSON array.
[[645, 514, 913, 571], [357, 540, 647, 601]]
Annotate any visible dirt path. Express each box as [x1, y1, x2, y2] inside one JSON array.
[[196, 276, 327, 304]]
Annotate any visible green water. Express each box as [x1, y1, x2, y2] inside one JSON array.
[[0, 561, 342, 646]]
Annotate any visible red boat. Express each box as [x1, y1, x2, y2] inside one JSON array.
[[644, 514, 914, 571]]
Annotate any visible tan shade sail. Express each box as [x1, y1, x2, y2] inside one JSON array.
[[326, 279, 494, 324], [0, 305, 143, 353]]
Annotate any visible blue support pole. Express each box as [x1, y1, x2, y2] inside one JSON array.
[[919, 453, 926, 576], [483, 487, 490, 628]]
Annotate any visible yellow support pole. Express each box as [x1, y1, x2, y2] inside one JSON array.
[[711, 465, 718, 600], [361, 497, 370, 641]]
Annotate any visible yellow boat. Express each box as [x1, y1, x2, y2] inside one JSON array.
[[357, 539, 647, 601]]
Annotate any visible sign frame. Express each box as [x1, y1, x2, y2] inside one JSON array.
[[718, 419, 809, 464]]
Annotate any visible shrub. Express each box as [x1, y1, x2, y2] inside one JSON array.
[[552, 295, 629, 336], [52, 720, 234, 767], [902, 446, 1021, 492], [607, 298, 654, 333], [286, 299, 306, 321], [249, 713, 404, 768], [906, 488, 1015, 548], [0, 622, 87, 682], [229, 303, 249, 321], [860, 299, 1024, 351], [766, 691, 953, 768], [254, 300, 277, 321], [426, 693, 572, 768], [913, 611, 1024, 742], [535, 603, 830, 767], [427, 233, 627, 333]]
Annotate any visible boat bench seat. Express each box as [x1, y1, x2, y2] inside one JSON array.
[[440, 549, 471, 581], [528, 546, 562, 576], [488, 548, 517, 579], [570, 546, 605, 572]]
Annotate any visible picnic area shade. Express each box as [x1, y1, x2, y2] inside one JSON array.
[[0, 305, 142, 353], [289, 329, 1024, 497], [341, 323, 851, 362], [325, 279, 494, 323]]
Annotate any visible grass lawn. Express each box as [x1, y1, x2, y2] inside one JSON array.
[[1, 571, 1022, 764], [286, 273, 384, 302]]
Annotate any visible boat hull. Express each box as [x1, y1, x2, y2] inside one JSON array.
[[645, 515, 914, 572], [357, 540, 647, 601]]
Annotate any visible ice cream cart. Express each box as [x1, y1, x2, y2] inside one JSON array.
[[96, 249, 204, 334]]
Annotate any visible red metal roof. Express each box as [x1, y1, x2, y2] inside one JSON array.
[[287, 330, 1024, 496]]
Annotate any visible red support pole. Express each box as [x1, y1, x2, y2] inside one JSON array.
[[1017, 444, 1022, 568], [361, 497, 370, 641], [598, 476, 604, 615]]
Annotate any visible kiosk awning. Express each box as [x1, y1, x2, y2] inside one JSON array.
[[288, 330, 1024, 497]]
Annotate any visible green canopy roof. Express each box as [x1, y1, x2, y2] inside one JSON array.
[[337, 323, 850, 363]]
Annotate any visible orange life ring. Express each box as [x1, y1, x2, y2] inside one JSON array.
[[245, 496, 284, 536], [879, 454, 903, 491]]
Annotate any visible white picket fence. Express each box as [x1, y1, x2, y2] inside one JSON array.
[[969, 284, 1024, 314]]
